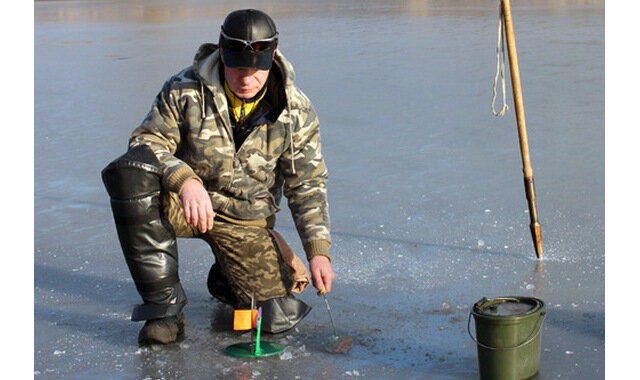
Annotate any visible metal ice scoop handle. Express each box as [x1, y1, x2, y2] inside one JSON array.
[[323, 294, 338, 337]]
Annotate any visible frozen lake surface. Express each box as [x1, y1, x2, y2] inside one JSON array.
[[34, 0, 605, 378]]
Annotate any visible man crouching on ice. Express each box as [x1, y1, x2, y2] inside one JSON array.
[[102, 9, 334, 346]]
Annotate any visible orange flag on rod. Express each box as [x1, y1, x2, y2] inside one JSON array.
[[233, 309, 258, 330]]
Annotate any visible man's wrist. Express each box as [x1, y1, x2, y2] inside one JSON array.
[[304, 239, 331, 262], [168, 166, 201, 194]]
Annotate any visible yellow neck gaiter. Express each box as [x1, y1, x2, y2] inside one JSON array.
[[224, 82, 267, 124]]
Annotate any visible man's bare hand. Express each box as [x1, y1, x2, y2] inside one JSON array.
[[179, 178, 215, 233], [309, 255, 335, 295]]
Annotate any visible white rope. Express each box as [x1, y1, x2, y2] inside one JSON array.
[[491, 2, 509, 117]]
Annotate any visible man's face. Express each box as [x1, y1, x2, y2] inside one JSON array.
[[221, 48, 273, 99]]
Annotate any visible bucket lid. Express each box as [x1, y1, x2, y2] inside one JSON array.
[[473, 297, 542, 317]]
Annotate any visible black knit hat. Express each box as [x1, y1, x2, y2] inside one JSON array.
[[219, 9, 278, 70]]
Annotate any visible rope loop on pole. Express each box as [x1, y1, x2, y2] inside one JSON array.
[[491, 2, 509, 117]]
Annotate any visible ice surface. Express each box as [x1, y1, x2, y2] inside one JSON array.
[[34, 0, 604, 379]]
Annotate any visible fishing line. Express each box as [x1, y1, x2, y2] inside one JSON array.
[[492, 2, 509, 117]]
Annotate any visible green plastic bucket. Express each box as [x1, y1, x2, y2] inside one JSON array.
[[468, 297, 546, 380]]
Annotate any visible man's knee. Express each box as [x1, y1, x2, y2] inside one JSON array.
[[102, 145, 162, 200], [102, 145, 167, 235]]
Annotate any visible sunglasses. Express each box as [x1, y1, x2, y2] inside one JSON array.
[[220, 30, 278, 52]]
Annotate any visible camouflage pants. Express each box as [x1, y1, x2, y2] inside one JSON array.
[[163, 192, 293, 308]]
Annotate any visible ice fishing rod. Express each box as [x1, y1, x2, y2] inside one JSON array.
[[501, 0, 543, 258]]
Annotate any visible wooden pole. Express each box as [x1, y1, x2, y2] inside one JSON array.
[[502, 0, 543, 258]]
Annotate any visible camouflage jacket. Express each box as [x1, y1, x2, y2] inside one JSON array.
[[129, 44, 330, 260]]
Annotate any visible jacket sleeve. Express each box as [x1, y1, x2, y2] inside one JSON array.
[[129, 78, 201, 193], [279, 97, 331, 262]]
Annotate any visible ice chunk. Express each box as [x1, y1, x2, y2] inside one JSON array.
[[279, 351, 293, 360]]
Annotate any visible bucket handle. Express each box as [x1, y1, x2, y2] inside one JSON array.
[[467, 311, 546, 351]]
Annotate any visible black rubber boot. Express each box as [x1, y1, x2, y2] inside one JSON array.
[[257, 295, 312, 334], [138, 312, 186, 346], [102, 145, 187, 325]]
